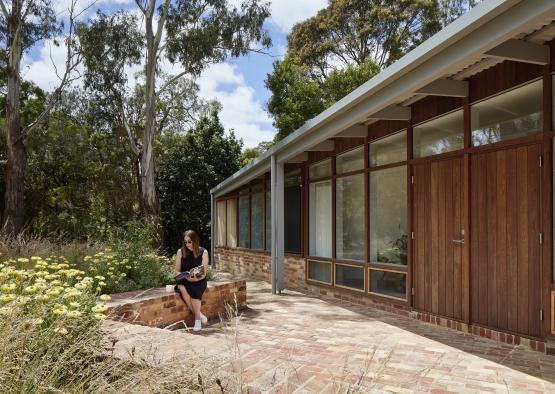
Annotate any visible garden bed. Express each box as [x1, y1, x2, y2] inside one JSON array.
[[106, 279, 247, 328]]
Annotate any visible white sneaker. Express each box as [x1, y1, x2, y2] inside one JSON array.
[[200, 313, 208, 324], [193, 319, 202, 332]]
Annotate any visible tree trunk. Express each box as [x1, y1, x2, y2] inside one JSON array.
[[141, 5, 163, 246], [3, 6, 25, 235]]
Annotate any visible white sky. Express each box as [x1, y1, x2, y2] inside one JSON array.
[[21, 0, 328, 148]]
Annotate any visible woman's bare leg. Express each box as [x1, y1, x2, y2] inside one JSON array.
[[191, 298, 202, 321], [177, 284, 194, 312]]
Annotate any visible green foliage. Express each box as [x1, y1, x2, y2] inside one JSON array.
[[267, 0, 479, 141], [157, 105, 243, 251], [165, 0, 272, 76], [240, 141, 273, 166], [24, 93, 139, 239], [266, 57, 379, 141]]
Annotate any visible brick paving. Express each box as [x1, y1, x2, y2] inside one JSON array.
[[104, 281, 555, 393]]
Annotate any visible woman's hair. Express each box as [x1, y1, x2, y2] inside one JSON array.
[[182, 230, 201, 258]]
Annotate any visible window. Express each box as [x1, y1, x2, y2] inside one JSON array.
[[369, 130, 406, 167], [413, 109, 464, 158], [369, 166, 407, 265], [336, 174, 365, 261], [369, 269, 406, 300], [472, 80, 543, 146], [226, 199, 237, 247], [238, 195, 250, 248], [285, 187, 302, 252], [336, 146, 364, 174], [307, 260, 332, 284], [216, 200, 226, 246], [285, 169, 302, 187], [335, 264, 364, 291], [265, 190, 271, 250], [309, 158, 332, 180], [251, 192, 264, 249], [309, 180, 332, 257]]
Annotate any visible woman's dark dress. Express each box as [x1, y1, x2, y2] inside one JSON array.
[[175, 246, 207, 300]]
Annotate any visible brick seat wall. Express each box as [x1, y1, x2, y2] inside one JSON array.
[[105, 279, 247, 329]]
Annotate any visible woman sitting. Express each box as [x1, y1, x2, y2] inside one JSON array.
[[174, 230, 209, 332]]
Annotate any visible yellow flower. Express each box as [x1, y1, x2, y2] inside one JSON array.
[[95, 275, 105, 281], [125, 265, 131, 270], [74, 282, 87, 290], [98, 281, 106, 287], [54, 327, 68, 335], [94, 313, 105, 320], [66, 310, 82, 318], [47, 289, 61, 297], [52, 304, 68, 315], [35, 294, 50, 302], [119, 273, 126, 278], [0, 293, 16, 303], [99, 294, 111, 301], [31, 256, 42, 261], [23, 285, 38, 294], [34, 318, 43, 325], [63, 289, 81, 299], [1, 283, 17, 292], [17, 257, 29, 263], [91, 304, 107, 313], [83, 256, 92, 261]]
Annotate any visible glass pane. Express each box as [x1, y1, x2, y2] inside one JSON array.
[[335, 264, 364, 290], [309, 180, 332, 257], [370, 270, 406, 300], [553, 139, 555, 283], [472, 80, 543, 146], [369, 130, 407, 167], [216, 200, 226, 246], [413, 110, 464, 158], [265, 191, 271, 250], [285, 187, 302, 252], [336, 146, 364, 174], [285, 169, 302, 187], [226, 199, 237, 247], [336, 174, 365, 261], [309, 158, 332, 179], [251, 181, 264, 192], [370, 166, 407, 265], [251, 192, 264, 249], [238, 195, 250, 248], [308, 260, 331, 283]]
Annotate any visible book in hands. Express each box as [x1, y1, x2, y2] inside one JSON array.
[[174, 265, 205, 282]]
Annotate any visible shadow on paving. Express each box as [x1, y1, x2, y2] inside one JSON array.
[[237, 279, 555, 387]]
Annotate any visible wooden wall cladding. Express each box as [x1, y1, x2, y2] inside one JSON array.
[[552, 290, 555, 334], [411, 96, 463, 125], [412, 157, 465, 321], [308, 150, 334, 164], [549, 38, 555, 72], [334, 137, 365, 154], [368, 120, 408, 141], [468, 60, 543, 103], [470, 144, 542, 339]]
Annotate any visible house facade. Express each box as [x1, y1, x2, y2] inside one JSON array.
[[210, 0, 555, 353]]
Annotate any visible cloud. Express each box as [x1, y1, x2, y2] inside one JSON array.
[[268, 0, 327, 33], [22, 38, 83, 92], [196, 63, 276, 148]]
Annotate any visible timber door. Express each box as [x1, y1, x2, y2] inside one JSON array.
[[470, 144, 542, 339], [412, 156, 465, 320]]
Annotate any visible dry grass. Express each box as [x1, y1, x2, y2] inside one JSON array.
[[0, 231, 105, 263]]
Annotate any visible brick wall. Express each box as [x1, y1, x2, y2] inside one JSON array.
[[106, 279, 247, 328], [214, 247, 271, 281]]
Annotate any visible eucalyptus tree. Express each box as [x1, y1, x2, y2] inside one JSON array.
[[79, 0, 271, 234], [0, 0, 81, 234]]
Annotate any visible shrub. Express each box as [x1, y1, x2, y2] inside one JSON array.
[[0, 255, 109, 391]]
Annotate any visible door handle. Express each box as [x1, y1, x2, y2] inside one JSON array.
[[453, 230, 465, 245]]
